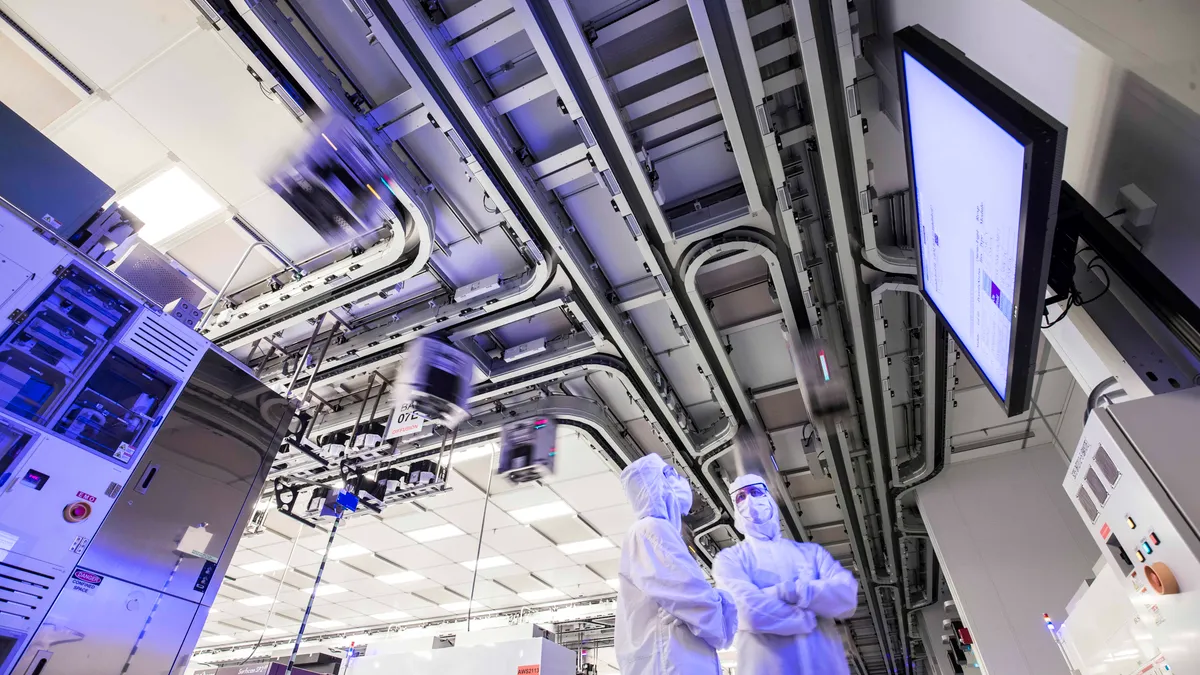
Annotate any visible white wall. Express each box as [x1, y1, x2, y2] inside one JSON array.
[[869, 0, 1200, 307], [917, 444, 1097, 675]]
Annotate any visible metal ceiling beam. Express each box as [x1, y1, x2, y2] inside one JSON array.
[[516, 0, 746, 462], [789, 0, 897, 586], [684, 0, 764, 217], [362, 0, 732, 527]]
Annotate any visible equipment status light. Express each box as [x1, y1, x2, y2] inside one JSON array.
[[1135, 549, 1146, 563], [1150, 532, 1161, 546], [1127, 516, 1136, 529], [1142, 541, 1154, 556]]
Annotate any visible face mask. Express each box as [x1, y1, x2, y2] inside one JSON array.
[[737, 494, 774, 525], [670, 475, 694, 513]]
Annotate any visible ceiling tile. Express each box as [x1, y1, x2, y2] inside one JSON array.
[[310, 602, 361, 620], [383, 510, 449, 533], [420, 473, 486, 508], [535, 565, 603, 587], [483, 526, 552, 554], [375, 592, 435, 611], [490, 485, 563, 512], [407, 606, 452, 620], [551, 473, 625, 512], [242, 530, 288, 550], [507, 548, 576, 572], [296, 561, 367, 584], [447, 580, 512, 599], [533, 516, 600, 545], [492, 573, 550, 594], [342, 554, 405, 577], [230, 549, 268, 568], [226, 575, 288, 597], [414, 587, 465, 605], [435, 501, 518, 533], [487, 595, 531, 610], [255, 543, 323, 567], [340, 598, 393, 616], [425, 537, 498, 563], [340, 577, 403, 599], [378, 546, 453, 570], [422, 564, 477, 586], [298, 531, 335, 551], [263, 510, 308, 537], [585, 503, 636, 537], [540, 433, 611, 484], [573, 581, 617, 598], [216, 585, 252, 601], [568, 543, 621, 565], [586, 560, 620, 580], [339, 523, 417, 551]]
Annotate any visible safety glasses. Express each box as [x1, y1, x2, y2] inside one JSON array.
[[732, 483, 768, 505]]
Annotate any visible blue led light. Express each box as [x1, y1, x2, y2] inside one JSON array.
[[1142, 541, 1154, 556]]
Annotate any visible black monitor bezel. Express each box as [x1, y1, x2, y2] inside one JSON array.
[[895, 25, 1067, 417]]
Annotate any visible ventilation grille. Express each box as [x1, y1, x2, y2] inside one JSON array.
[[0, 559, 57, 624], [112, 243, 206, 308], [1076, 487, 1099, 522], [1085, 467, 1109, 505], [1094, 445, 1121, 486], [126, 313, 201, 377]]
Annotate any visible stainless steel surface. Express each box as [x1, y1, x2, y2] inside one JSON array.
[[79, 349, 291, 605], [9, 571, 201, 675], [111, 242, 208, 309]]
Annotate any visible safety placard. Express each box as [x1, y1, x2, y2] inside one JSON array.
[[516, 666, 540, 675], [386, 402, 425, 439], [69, 568, 103, 595]]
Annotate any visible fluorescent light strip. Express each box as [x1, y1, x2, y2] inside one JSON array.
[[606, 578, 620, 590], [407, 524, 466, 543], [237, 595, 274, 607], [240, 560, 287, 575], [558, 538, 614, 555], [325, 543, 371, 560], [119, 167, 222, 245], [377, 571, 424, 585], [313, 584, 347, 597], [307, 620, 345, 630], [459, 556, 512, 571], [509, 501, 576, 524]]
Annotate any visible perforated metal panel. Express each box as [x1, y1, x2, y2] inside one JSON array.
[[111, 243, 205, 308]]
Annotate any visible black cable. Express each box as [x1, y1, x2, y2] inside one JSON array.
[[1103, 208, 1127, 219]]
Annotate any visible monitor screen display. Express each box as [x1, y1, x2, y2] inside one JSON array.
[[902, 51, 1027, 400]]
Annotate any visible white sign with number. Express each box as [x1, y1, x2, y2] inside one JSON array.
[[387, 402, 425, 439]]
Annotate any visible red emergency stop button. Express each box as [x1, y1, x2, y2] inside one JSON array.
[[63, 501, 92, 523]]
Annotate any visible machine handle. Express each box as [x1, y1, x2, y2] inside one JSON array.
[[24, 650, 52, 675], [135, 464, 160, 495]]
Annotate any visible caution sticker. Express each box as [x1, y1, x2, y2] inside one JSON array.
[[69, 568, 103, 595]]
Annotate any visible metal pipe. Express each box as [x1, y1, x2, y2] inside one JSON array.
[[198, 241, 274, 332], [285, 510, 343, 675], [232, 215, 303, 277], [283, 313, 331, 401]]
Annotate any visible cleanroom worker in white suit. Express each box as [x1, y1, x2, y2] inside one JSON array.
[[714, 473, 859, 674], [615, 453, 738, 675]]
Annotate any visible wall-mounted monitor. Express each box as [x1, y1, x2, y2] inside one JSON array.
[[895, 25, 1067, 416]]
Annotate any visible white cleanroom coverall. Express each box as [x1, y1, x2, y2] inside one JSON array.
[[615, 453, 738, 675], [714, 473, 859, 675]]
